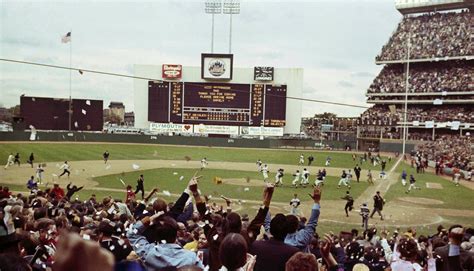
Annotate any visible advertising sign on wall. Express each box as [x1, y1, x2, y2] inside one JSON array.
[[149, 123, 193, 133], [193, 124, 239, 135], [240, 126, 284, 136], [254, 67, 274, 81], [201, 54, 233, 80], [162, 64, 182, 79]]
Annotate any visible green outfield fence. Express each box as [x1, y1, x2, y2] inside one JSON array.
[[0, 131, 356, 150]]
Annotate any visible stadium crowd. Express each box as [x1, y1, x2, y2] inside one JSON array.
[[1, 173, 474, 271], [359, 105, 474, 125], [367, 61, 473, 94], [376, 11, 472, 61], [415, 135, 472, 171]]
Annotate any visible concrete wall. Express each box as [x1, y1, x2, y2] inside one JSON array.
[[134, 65, 303, 134]]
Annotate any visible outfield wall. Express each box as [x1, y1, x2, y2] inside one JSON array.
[[0, 132, 355, 150]]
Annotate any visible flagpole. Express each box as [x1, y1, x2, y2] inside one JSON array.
[[68, 30, 72, 131]]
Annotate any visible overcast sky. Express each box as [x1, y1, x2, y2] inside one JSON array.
[[0, 0, 401, 117]]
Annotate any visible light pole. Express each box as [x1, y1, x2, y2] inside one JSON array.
[[401, 32, 411, 155], [205, 0, 222, 53], [223, 0, 240, 54]]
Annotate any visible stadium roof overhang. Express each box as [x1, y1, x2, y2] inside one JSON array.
[[396, 0, 474, 15], [375, 55, 474, 65]]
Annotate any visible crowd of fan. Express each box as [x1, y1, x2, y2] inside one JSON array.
[[2, 174, 474, 271], [359, 105, 474, 125], [415, 135, 472, 171], [367, 61, 473, 94], [376, 11, 472, 61]]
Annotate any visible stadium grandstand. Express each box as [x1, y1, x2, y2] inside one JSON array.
[[358, 3, 473, 151]]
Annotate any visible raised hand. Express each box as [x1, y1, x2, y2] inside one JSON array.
[[262, 183, 274, 207], [309, 186, 322, 203]]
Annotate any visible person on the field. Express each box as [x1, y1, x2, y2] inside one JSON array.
[[325, 156, 331, 166], [135, 174, 145, 199], [301, 168, 310, 187], [370, 191, 384, 220], [379, 170, 386, 179], [36, 164, 44, 183], [256, 159, 262, 172], [13, 153, 20, 166], [66, 182, 84, 200], [200, 157, 208, 170], [354, 164, 361, 182], [338, 170, 351, 189], [381, 160, 387, 171], [26, 175, 38, 193], [360, 203, 370, 230], [401, 170, 407, 186], [347, 169, 353, 183], [314, 169, 324, 186], [4, 153, 14, 169], [103, 150, 110, 164], [59, 161, 71, 178], [322, 168, 327, 179], [275, 168, 284, 186], [367, 169, 374, 185], [453, 167, 461, 186], [289, 194, 301, 215], [307, 155, 314, 166], [27, 152, 34, 168], [292, 169, 301, 187], [262, 164, 269, 182], [406, 174, 421, 193], [298, 154, 304, 165], [341, 191, 354, 217]]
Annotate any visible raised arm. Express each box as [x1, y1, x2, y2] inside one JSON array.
[[247, 183, 274, 243]]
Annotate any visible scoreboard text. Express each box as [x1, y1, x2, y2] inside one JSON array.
[[148, 81, 286, 127]]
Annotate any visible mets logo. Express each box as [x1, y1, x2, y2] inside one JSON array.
[[208, 59, 226, 76]]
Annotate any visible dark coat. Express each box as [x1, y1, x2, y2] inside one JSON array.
[[434, 244, 474, 271], [249, 238, 299, 271]]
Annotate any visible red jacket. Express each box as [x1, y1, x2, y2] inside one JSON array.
[[51, 187, 65, 200]]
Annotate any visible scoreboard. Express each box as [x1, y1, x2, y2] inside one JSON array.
[[148, 81, 286, 126]]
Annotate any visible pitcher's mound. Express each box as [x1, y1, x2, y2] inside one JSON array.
[[398, 197, 444, 205]]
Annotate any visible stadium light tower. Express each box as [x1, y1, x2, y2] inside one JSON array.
[[205, 0, 222, 53], [401, 33, 411, 155], [223, 0, 240, 53]]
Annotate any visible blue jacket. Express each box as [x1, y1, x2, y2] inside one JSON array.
[[127, 221, 204, 270], [284, 203, 320, 251]]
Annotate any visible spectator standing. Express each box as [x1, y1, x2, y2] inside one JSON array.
[[342, 191, 354, 217], [65, 182, 84, 200], [135, 174, 145, 199], [13, 153, 20, 166], [354, 164, 361, 182], [27, 153, 34, 168], [103, 150, 110, 164], [370, 191, 384, 220]]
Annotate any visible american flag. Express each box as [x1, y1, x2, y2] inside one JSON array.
[[61, 32, 71, 43]]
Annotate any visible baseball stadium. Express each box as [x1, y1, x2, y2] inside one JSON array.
[[0, 0, 473, 270]]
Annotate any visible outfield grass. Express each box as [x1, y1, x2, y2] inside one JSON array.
[[93, 168, 369, 202], [0, 143, 386, 169], [384, 163, 474, 209]]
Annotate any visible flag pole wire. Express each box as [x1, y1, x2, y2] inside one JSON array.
[[0, 57, 370, 109]]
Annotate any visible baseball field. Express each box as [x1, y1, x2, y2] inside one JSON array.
[[1, 142, 473, 235]]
